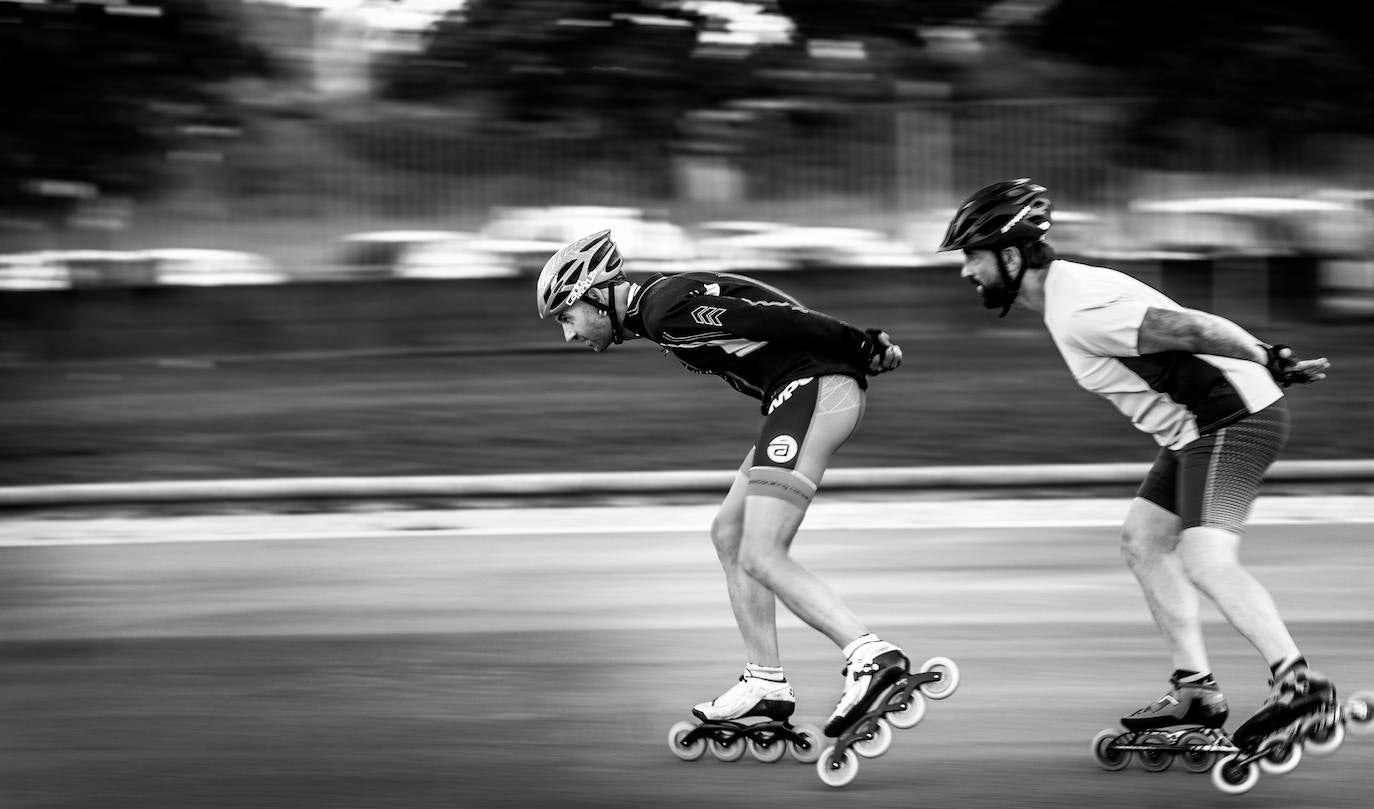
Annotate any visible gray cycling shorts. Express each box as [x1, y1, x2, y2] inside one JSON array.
[[1137, 399, 1290, 533]]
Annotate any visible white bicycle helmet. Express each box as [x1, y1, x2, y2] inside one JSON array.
[[536, 229, 626, 319]]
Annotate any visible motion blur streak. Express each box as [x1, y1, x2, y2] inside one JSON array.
[[2, 506, 1370, 808]]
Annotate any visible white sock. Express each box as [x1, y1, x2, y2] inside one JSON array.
[[745, 663, 787, 682]]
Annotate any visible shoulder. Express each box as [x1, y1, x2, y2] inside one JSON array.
[[628, 273, 715, 328], [1047, 261, 1171, 313]]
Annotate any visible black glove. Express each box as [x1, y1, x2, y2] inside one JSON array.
[[861, 328, 901, 375], [1262, 344, 1311, 387]]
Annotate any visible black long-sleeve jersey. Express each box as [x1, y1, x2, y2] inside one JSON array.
[[622, 271, 874, 413]]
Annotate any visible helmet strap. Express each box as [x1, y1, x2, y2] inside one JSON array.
[[585, 284, 624, 344], [993, 246, 1027, 318]]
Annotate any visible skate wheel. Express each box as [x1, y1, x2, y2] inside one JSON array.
[[1304, 717, 1345, 757], [851, 718, 894, 759], [1136, 732, 1174, 772], [1177, 730, 1217, 773], [1091, 729, 1132, 772], [1212, 753, 1260, 795], [1256, 738, 1302, 775], [1346, 691, 1374, 736], [787, 723, 824, 764], [748, 736, 788, 764], [886, 691, 927, 730], [916, 656, 959, 700], [668, 720, 707, 762], [816, 746, 860, 788], [708, 736, 747, 762]]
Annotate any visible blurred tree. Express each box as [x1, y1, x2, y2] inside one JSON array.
[[1034, 0, 1374, 163], [0, 0, 273, 223], [381, 0, 707, 140], [778, 0, 1000, 39], [379, 0, 1011, 138]]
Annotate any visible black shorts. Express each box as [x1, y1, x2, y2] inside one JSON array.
[[745, 375, 864, 506], [1136, 399, 1290, 532]]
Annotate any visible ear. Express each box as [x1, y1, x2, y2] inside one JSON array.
[[1000, 245, 1021, 270]]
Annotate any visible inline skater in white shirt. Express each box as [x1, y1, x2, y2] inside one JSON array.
[[938, 179, 1354, 792]]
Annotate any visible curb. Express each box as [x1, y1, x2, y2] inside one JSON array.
[[3, 460, 1373, 508]]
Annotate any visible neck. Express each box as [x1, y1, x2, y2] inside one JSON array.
[[1016, 263, 1051, 314], [610, 283, 635, 341]]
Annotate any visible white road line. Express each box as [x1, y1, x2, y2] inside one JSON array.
[[2, 496, 1371, 547]]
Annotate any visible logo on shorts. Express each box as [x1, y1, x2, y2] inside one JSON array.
[[766, 434, 798, 463], [767, 376, 813, 414]]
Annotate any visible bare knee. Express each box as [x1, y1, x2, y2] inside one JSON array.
[[1179, 539, 1243, 590], [1120, 524, 1159, 571], [710, 513, 744, 569], [737, 544, 785, 586], [1120, 498, 1183, 571], [1170, 527, 1247, 590]]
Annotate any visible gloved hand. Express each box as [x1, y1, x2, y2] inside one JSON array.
[[1262, 344, 1330, 387], [863, 329, 903, 376]]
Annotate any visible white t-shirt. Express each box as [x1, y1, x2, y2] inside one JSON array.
[[1042, 260, 1282, 450]]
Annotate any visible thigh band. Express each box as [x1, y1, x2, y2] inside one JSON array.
[[747, 466, 818, 507]]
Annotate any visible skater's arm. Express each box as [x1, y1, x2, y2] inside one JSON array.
[[1137, 307, 1268, 360], [1137, 307, 1329, 385], [661, 294, 902, 374]]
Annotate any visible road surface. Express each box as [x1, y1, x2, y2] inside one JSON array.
[[3, 496, 1371, 808]]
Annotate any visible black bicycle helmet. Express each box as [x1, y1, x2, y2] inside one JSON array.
[[938, 178, 1052, 252]]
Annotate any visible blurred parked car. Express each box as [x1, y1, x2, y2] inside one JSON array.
[[1127, 195, 1368, 255], [691, 221, 922, 272], [0, 252, 71, 290], [1127, 193, 1374, 317], [0, 250, 156, 288], [336, 230, 471, 279], [139, 249, 287, 287], [392, 234, 521, 279], [336, 230, 518, 279], [0, 248, 284, 289]]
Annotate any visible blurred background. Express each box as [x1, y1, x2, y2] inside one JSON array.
[[3, 0, 1374, 484], [5, 6, 1374, 808]]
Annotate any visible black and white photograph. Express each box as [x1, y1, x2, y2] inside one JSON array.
[[2, 1, 1371, 807]]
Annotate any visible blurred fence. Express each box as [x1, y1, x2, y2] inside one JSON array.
[[212, 96, 1374, 223]]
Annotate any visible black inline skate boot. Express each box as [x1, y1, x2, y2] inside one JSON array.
[[1122, 674, 1229, 731], [1092, 673, 1233, 775], [1209, 661, 1351, 795], [1233, 660, 1337, 750]]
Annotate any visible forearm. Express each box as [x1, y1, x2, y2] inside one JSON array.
[[1138, 307, 1268, 363], [1187, 312, 1270, 363]]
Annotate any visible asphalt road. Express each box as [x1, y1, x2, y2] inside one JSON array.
[[2, 501, 1371, 809]]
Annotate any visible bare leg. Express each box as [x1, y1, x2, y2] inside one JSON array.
[[1177, 525, 1300, 664], [709, 456, 781, 666], [737, 493, 867, 647], [1120, 497, 1210, 673]]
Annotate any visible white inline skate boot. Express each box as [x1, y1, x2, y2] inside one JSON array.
[[693, 670, 796, 722], [668, 667, 823, 765], [815, 635, 961, 787], [825, 637, 908, 737]]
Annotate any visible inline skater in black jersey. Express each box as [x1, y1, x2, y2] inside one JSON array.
[[537, 230, 958, 785]]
